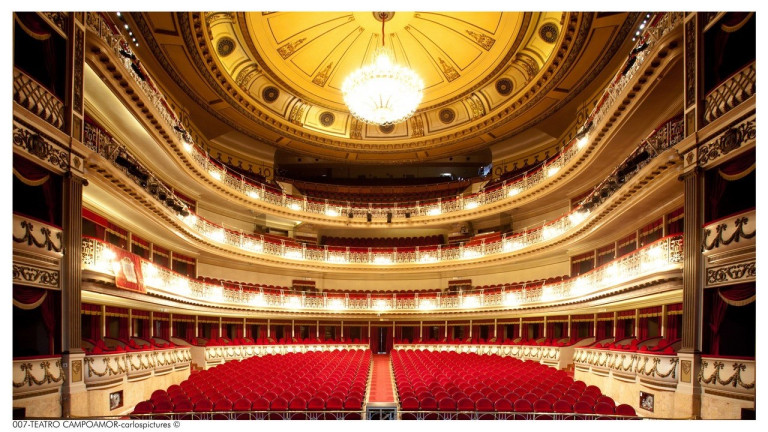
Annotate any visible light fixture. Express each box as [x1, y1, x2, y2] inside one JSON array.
[[342, 12, 423, 125], [247, 190, 260, 199], [507, 187, 521, 197]]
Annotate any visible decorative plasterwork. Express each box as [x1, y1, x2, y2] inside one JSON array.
[[698, 115, 755, 168], [124, 11, 643, 162], [13, 68, 66, 131], [705, 261, 756, 287], [13, 263, 60, 290], [703, 63, 755, 124]]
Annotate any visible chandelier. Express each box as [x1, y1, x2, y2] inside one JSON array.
[[342, 12, 423, 126]]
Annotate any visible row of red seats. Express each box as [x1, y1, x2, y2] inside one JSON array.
[[392, 350, 636, 418], [83, 338, 176, 355], [592, 337, 679, 354], [132, 350, 371, 418]]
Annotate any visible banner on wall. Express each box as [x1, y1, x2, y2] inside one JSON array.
[[114, 248, 144, 293]]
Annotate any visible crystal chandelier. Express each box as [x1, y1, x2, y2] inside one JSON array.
[[342, 12, 423, 126]]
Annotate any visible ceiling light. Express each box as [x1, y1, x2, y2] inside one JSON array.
[[341, 12, 423, 125]]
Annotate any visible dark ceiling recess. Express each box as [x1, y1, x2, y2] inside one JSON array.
[[274, 149, 492, 186]]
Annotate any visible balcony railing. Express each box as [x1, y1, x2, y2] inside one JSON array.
[[84, 103, 682, 267], [82, 234, 683, 313], [12, 356, 65, 398], [85, 12, 683, 220], [83, 347, 191, 389]]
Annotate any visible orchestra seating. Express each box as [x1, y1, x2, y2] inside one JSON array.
[[131, 349, 371, 419], [391, 350, 636, 419]]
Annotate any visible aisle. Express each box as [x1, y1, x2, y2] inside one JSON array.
[[367, 354, 396, 403]]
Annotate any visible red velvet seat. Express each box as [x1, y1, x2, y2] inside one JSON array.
[[594, 401, 616, 416], [438, 397, 457, 411], [615, 404, 637, 417], [152, 399, 173, 413], [494, 399, 513, 412], [193, 398, 213, 413], [533, 399, 553, 419], [573, 401, 594, 415], [553, 399, 573, 414], [475, 397, 495, 420], [131, 400, 153, 416]]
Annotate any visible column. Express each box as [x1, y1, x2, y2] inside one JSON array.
[[99, 305, 106, 338], [634, 309, 640, 338], [677, 12, 706, 418], [169, 313, 174, 338], [149, 312, 154, 338], [194, 315, 199, 338], [661, 304, 669, 338], [60, 12, 87, 417]]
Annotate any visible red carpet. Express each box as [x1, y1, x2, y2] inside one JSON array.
[[368, 354, 396, 403]]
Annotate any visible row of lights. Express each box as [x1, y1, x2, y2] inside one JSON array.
[[89, 237, 671, 312], [116, 12, 139, 48], [632, 14, 652, 42], [183, 132, 592, 220]]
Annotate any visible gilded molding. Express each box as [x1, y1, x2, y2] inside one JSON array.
[[697, 116, 756, 167], [703, 63, 755, 124], [13, 359, 65, 388], [12, 121, 69, 171], [13, 69, 66, 131], [702, 216, 755, 251], [13, 263, 60, 289], [699, 360, 755, 390], [706, 261, 756, 286], [13, 219, 63, 253]]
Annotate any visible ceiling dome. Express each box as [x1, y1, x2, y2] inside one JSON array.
[[130, 12, 639, 163]]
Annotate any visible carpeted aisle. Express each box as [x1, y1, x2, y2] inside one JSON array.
[[368, 354, 396, 403]]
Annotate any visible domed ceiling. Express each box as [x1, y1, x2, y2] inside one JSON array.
[[129, 12, 639, 163]]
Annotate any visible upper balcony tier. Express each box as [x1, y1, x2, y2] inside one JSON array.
[[82, 12, 685, 228]]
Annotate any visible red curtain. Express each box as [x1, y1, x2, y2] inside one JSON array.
[[370, 327, 380, 353], [707, 284, 755, 355], [186, 323, 195, 340], [13, 154, 60, 225]]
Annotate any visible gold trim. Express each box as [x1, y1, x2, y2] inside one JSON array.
[[721, 13, 754, 33], [13, 168, 50, 186], [86, 378, 124, 389], [719, 163, 755, 181], [13, 291, 47, 310], [14, 14, 52, 41]]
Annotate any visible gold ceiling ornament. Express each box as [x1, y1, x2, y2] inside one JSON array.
[[341, 12, 424, 126]]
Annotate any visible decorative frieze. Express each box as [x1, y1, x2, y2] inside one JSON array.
[[13, 263, 60, 289], [697, 115, 756, 168], [706, 261, 756, 287], [12, 357, 65, 398], [699, 357, 755, 398], [13, 215, 63, 255]]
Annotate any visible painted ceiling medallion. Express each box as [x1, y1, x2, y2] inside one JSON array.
[[217, 36, 235, 57], [319, 111, 335, 127], [495, 78, 513, 95], [539, 23, 559, 43], [379, 123, 395, 134], [439, 108, 456, 124], [262, 86, 279, 102]]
